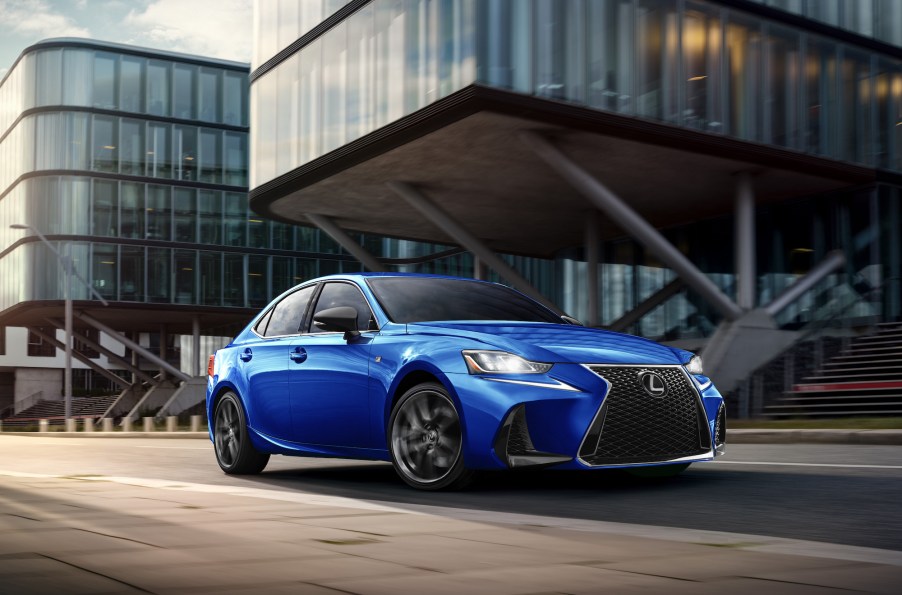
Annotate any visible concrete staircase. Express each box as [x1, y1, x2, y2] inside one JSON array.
[[1, 394, 119, 426], [764, 321, 902, 417]]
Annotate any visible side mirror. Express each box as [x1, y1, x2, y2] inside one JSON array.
[[313, 306, 360, 340]]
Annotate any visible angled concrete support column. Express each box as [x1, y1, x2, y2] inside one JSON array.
[[473, 255, 487, 280], [388, 181, 561, 313], [307, 214, 386, 273], [45, 319, 156, 384], [608, 278, 685, 333], [192, 316, 201, 377], [735, 172, 756, 310], [586, 210, 600, 327], [75, 312, 191, 383], [764, 250, 847, 317], [26, 327, 131, 389], [521, 131, 742, 322]]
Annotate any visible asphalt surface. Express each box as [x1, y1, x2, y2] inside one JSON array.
[[1, 435, 900, 552]]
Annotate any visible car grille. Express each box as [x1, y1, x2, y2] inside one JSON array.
[[579, 365, 711, 466]]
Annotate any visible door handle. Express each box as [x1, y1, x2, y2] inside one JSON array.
[[239, 348, 252, 362], [290, 347, 307, 363]]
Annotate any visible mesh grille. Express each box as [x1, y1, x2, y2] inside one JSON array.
[[580, 366, 709, 465], [506, 406, 535, 456]]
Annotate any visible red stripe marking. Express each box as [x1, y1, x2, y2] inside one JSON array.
[[794, 380, 902, 392]]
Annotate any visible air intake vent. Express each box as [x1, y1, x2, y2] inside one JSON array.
[[579, 366, 711, 466]]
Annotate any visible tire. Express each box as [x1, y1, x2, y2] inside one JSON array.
[[626, 462, 690, 479], [389, 382, 473, 491], [213, 392, 270, 475]]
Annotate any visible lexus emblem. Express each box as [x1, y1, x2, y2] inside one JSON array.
[[638, 371, 667, 398]]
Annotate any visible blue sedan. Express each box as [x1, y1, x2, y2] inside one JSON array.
[[206, 273, 726, 490]]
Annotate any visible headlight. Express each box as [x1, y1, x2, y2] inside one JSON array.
[[685, 355, 704, 375], [462, 350, 553, 374]]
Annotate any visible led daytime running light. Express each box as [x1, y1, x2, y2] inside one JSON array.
[[463, 350, 552, 375]]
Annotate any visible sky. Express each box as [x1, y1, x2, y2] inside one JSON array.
[[0, 0, 253, 78]]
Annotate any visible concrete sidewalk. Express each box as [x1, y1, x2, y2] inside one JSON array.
[[4, 428, 902, 444], [0, 469, 899, 594]]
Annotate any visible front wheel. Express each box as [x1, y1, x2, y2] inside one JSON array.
[[389, 383, 473, 490], [213, 392, 270, 474]]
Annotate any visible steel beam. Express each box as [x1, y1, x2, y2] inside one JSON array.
[[74, 312, 192, 383], [388, 181, 562, 313], [586, 210, 600, 327], [608, 278, 685, 333], [735, 173, 756, 310], [764, 250, 847, 317], [306, 214, 386, 273], [521, 131, 743, 322], [26, 327, 130, 389], [45, 318, 156, 384]]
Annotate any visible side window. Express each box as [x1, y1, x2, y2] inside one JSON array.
[[261, 285, 316, 337], [309, 282, 375, 333]]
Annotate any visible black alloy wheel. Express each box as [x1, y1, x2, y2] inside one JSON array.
[[389, 382, 473, 490], [213, 392, 270, 474]]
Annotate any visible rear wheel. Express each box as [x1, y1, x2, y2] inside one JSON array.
[[389, 383, 473, 490], [626, 463, 690, 479], [213, 392, 269, 474]]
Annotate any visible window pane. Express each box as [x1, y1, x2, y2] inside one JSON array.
[[146, 185, 171, 241], [726, 15, 763, 140], [173, 125, 197, 181], [248, 255, 267, 307], [636, 0, 679, 122], [199, 251, 221, 305], [310, 282, 373, 332], [92, 115, 118, 173], [198, 68, 221, 122], [146, 123, 172, 178], [92, 179, 118, 236], [93, 52, 117, 109], [265, 285, 315, 336], [173, 64, 196, 119], [120, 245, 144, 301], [766, 26, 801, 148], [120, 56, 144, 113], [35, 49, 63, 106], [199, 129, 222, 183], [91, 244, 117, 300], [224, 132, 247, 186], [120, 182, 144, 239], [147, 247, 171, 302], [147, 60, 170, 116], [223, 71, 246, 126], [120, 119, 144, 175], [223, 254, 244, 306], [62, 49, 92, 106], [683, 3, 724, 133], [173, 187, 197, 243], [174, 250, 196, 304], [223, 192, 246, 246], [198, 190, 222, 245]]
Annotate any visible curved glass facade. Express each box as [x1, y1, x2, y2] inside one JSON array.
[[251, 0, 902, 190], [250, 0, 477, 187], [749, 0, 902, 47], [0, 40, 364, 318]]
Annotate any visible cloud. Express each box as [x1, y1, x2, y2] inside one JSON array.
[[0, 0, 90, 39], [125, 0, 251, 63]]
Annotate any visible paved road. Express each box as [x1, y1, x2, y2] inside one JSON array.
[[1, 436, 900, 551]]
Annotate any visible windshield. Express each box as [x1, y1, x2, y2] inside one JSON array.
[[367, 277, 561, 324]]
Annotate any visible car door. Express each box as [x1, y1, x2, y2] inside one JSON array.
[[243, 284, 315, 441], [288, 281, 375, 448]]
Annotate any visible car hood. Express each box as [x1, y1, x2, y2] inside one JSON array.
[[406, 321, 688, 365]]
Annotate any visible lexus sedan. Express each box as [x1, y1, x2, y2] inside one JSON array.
[[206, 273, 726, 490]]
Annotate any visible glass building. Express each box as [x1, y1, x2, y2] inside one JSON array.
[[0, 38, 386, 409], [247, 0, 902, 406]]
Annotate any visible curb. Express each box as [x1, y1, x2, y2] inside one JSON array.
[[0, 431, 210, 439], [727, 429, 902, 445], [2, 430, 900, 444]]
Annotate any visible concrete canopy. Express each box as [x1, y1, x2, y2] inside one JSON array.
[[251, 87, 874, 259]]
